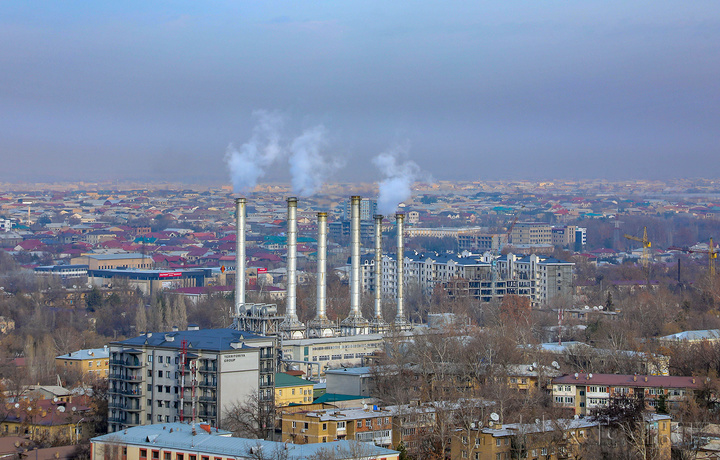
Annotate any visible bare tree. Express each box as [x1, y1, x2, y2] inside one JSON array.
[[222, 390, 275, 440]]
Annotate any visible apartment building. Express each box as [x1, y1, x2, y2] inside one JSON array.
[[275, 372, 315, 406], [451, 418, 599, 460], [55, 345, 110, 379], [281, 406, 394, 447], [510, 223, 553, 246], [360, 252, 572, 305], [551, 373, 700, 416], [108, 327, 277, 433]]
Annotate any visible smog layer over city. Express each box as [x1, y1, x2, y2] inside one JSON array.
[[1, 2, 720, 459]]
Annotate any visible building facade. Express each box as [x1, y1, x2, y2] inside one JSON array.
[[55, 346, 110, 380], [108, 328, 276, 433]]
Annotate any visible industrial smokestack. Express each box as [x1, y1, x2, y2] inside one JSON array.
[[316, 212, 328, 320], [235, 198, 246, 317], [395, 213, 405, 324], [374, 214, 383, 321], [350, 196, 362, 318], [286, 197, 299, 322]]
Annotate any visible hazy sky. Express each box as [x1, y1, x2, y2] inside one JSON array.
[[1, 1, 719, 185]]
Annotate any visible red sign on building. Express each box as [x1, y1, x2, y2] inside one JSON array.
[[158, 272, 182, 278]]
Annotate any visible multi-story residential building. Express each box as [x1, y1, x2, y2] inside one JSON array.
[[342, 198, 377, 221], [2, 398, 91, 444], [92, 423, 399, 460], [359, 252, 572, 306], [458, 233, 502, 252], [551, 225, 576, 248], [551, 373, 700, 416], [281, 406, 394, 447], [496, 254, 574, 304], [510, 222, 553, 246], [108, 327, 277, 433], [275, 372, 315, 406], [55, 346, 110, 380], [451, 418, 603, 460], [453, 416, 672, 460]]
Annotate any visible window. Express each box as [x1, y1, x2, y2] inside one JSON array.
[[140, 449, 147, 459], [292, 389, 295, 395], [164, 454, 171, 460], [158, 371, 163, 378], [157, 415, 162, 421], [337, 421, 345, 429], [462, 450, 468, 458], [322, 423, 327, 431], [165, 386, 171, 393], [366, 419, 371, 427], [148, 370, 152, 377], [158, 356, 163, 363], [357, 420, 362, 429], [152, 451, 160, 459], [157, 385, 163, 393], [292, 421, 297, 429], [88, 361, 93, 367], [279, 390, 282, 396], [496, 439, 501, 447]]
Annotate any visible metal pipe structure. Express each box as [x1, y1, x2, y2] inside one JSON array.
[[374, 214, 384, 321], [395, 213, 405, 323], [349, 196, 362, 317], [235, 198, 246, 317], [286, 197, 299, 322], [316, 212, 328, 320]]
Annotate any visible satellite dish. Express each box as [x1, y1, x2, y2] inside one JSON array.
[[574, 414, 580, 420], [72, 406, 77, 412], [584, 305, 590, 310], [490, 412, 500, 422], [574, 373, 579, 379], [535, 419, 541, 425], [14, 403, 19, 409], [533, 362, 538, 368], [551, 361, 560, 369], [598, 305, 604, 310], [72, 285, 77, 289], [58, 406, 65, 413], [588, 373, 593, 379], [470, 422, 476, 429], [53, 397, 58, 403]]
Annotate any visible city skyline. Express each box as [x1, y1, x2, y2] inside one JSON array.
[[1, 1, 719, 185]]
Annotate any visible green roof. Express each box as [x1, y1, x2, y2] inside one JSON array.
[[275, 372, 313, 388], [313, 393, 366, 404]]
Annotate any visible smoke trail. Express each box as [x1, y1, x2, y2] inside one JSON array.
[[289, 125, 343, 196], [373, 142, 422, 216], [224, 110, 284, 193]]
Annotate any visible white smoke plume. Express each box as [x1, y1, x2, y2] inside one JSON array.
[[289, 125, 343, 196], [373, 142, 422, 216], [225, 110, 285, 193]]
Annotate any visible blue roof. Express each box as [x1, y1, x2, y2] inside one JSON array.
[[114, 328, 271, 352], [93, 423, 398, 459], [56, 346, 109, 361]]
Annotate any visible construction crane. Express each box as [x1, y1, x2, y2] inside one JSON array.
[[670, 238, 719, 277], [624, 226, 652, 268]]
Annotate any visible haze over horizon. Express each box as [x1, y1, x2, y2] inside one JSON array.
[[1, 1, 719, 185]]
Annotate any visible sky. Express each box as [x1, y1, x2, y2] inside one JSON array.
[[1, 1, 719, 185]]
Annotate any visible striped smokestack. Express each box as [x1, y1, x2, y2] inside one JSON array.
[[286, 197, 299, 322], [395, 213, 405, 323], [349, 196, 362, 317], [316, 212, 328, 321], [374, 214, 383, 321], [235, 198, 246, 317]]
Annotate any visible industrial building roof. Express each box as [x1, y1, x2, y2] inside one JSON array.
[[113, 328, 271, 351], [92, 423, 398, 459]]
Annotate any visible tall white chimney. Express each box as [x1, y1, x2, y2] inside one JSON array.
[[349, 196, 362, 318], [373, 214, 383, 321], [286, 197, 299, 322], [235, 198, 246, 317], [316, 212, 328, 321], [395, 213, 406, 324]]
